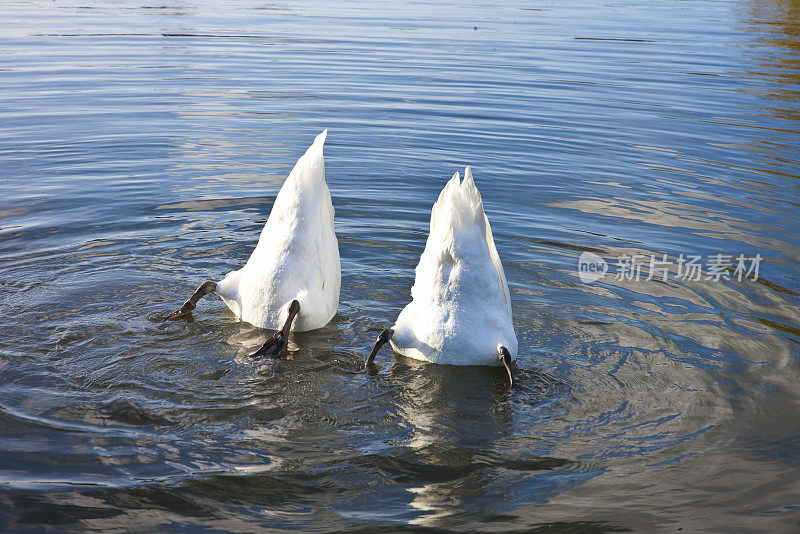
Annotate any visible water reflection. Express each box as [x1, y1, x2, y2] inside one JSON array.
[[380, 359, 577, 526]]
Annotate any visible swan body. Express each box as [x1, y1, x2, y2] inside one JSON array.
[[215, 130, 340, 332], [389, 167, 517, 366]]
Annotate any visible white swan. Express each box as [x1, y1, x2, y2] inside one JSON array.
[[366, 167, 518, 385], [166, 130, 340, 357]]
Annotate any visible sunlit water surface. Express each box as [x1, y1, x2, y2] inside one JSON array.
[[1, 0, 800, 531]]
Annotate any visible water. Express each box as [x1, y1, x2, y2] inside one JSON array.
[[1, 0, 799, 531]]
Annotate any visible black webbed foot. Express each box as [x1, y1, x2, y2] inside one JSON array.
[[164, 281, 217, 321], [249, 300, 300, 360], [165, 302, 195, 321], [365, 328, 394, 369], [250, 331, 289, 359]]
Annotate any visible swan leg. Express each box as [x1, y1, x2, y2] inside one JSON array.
[[250, 300, 300, 359], [165, 281, 217, 321], [365, 328, 394, 368], [498, 346, 514, 388]]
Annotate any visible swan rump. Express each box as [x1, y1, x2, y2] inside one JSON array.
[[216, 130, 340, 332], [390, 167, 517, 365]]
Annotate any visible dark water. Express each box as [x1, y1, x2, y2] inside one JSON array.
[[2, 0, 800, 531]]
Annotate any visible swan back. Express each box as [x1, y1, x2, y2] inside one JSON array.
[[216, 130, 340, 331], [391, 167, 517, 365]]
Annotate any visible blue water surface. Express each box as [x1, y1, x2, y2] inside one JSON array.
[[1, 0, 799, 531]]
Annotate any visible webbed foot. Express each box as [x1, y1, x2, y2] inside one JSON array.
[[365, 328, 394, 369], [164, 281, 217, 321], [498, 346, 514, 388], [250, 300, 300, 360]]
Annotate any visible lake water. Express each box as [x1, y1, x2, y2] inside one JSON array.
[[2, 0, 800, 531]]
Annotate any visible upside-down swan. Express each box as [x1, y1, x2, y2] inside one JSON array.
[[366, 167, 517, 386], [166, 130, 340, 358]]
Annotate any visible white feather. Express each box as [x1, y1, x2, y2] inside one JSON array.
[[390, 167, 517, 365], [215, 130, 340, 331]]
